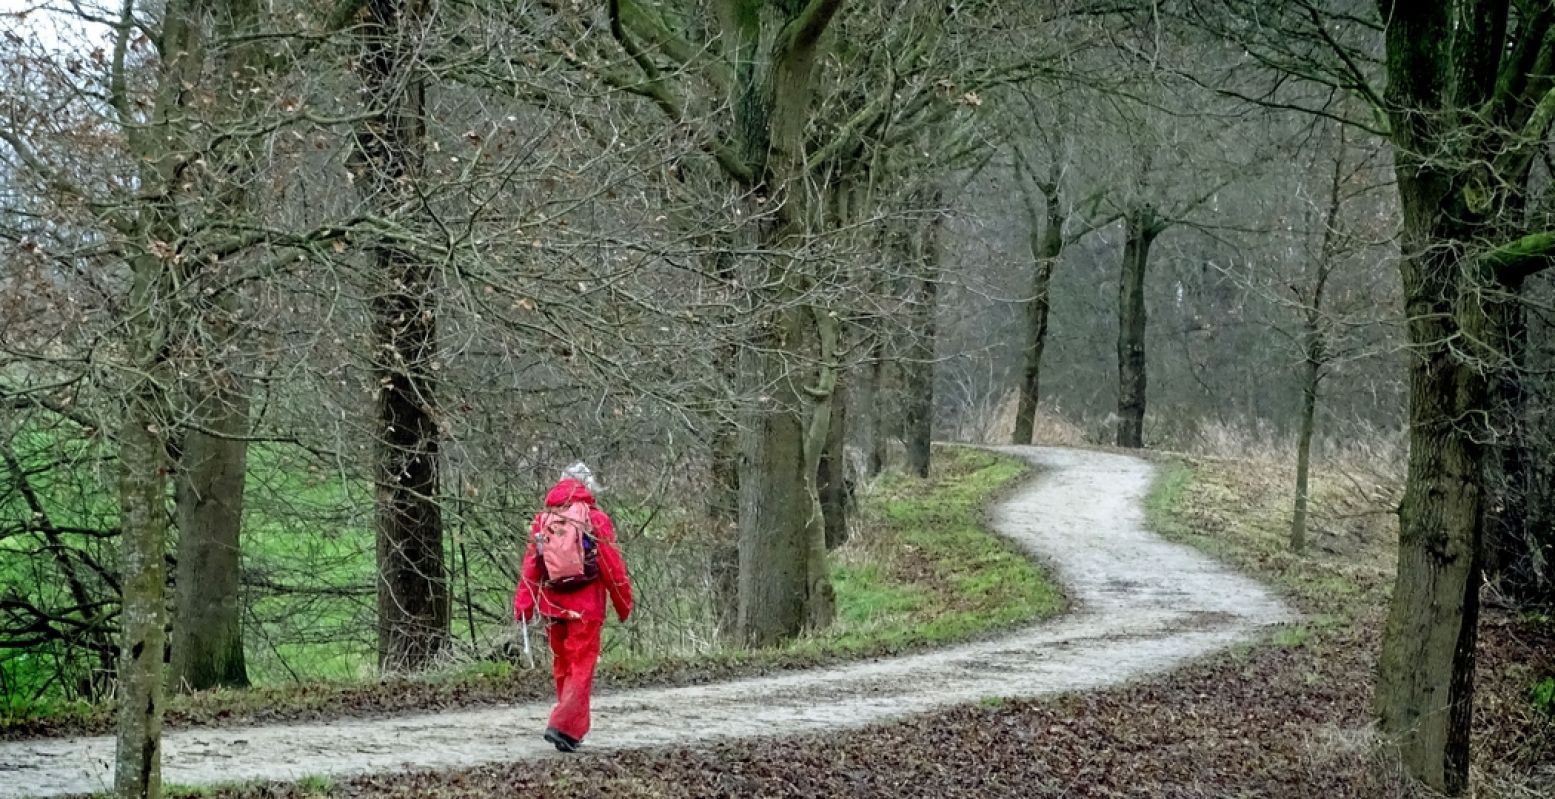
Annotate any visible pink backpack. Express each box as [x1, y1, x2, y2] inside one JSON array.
[[534, 501, 599, 591]]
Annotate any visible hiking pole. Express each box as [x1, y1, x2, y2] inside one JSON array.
[[520, 616, 535, 669]]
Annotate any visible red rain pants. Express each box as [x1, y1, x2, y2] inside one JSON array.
[[546, 617, 602, 740]]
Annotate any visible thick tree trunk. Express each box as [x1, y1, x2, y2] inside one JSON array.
[[1376, 188, 1486, 796], [1370, 6, 1555, 794], [727, 1, 844, 645], [356, 0, 448, 672], [735, 312, 817, 645], [1115, 205, 1158, 449], [1377, 332, 1483, 796], [171, 386, 250, 691], [1013, 188, 1062, 445], [168, 0, 260, 694], [372, 261, 448, 671]]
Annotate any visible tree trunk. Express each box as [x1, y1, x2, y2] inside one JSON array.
[[115, 0, 207, 792], [1369, 6, 1555, 794], [853, 334, 880, 476], [1290, 349, 1319, 553], [1377, 329, 1483, 796], [1376, 188, 1486, 797], [735, 312, 818, 645], [904, 202, 942, 479], [727, 0, 844, 645], [372, 258, 448, 672], [687, 0, 850, 646], [116, 368, 172, 799], [818, 372, 850, 549], [1482, 281, 1544, 603], [1115, 204, 1158, 449], [865, 339, 891, 476], [1291, 138, 1341, 555], [356, 0, 448, 672], [1013, 185, 1062, 445], [171, 386, 250, 691], [167, 0, 261, 695]]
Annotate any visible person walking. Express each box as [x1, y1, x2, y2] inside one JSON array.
[[514, 462, 633, 752]]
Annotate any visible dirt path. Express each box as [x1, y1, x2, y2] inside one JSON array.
[[0, 447, 1292, 798]]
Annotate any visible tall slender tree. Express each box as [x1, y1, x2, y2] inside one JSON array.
[[112, 0, 210, 792], [354, 0, 450, 671], [168, 0, 268, 693]]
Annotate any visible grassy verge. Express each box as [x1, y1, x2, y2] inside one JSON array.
[[4, 446, 1062, 740], [1142, 454, 1553, 795], [1143, 455, 1401, 624], [803, 446, 1064, 655]]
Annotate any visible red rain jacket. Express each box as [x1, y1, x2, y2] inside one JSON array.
[[514, 479, 633, 623]]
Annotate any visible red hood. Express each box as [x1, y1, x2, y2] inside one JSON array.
[[544, 478, 596, 508]]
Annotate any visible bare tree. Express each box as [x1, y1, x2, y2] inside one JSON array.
[[1183, 2, 1555, 791], [351, 0, 451, 671], [1007, 128, 1114, 446], [168, 0, 270, 693]]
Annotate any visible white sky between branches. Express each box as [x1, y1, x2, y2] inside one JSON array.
[[1, 1, 111, 53]]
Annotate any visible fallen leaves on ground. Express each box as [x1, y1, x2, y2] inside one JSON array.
[[206, 611, 1549, 799]]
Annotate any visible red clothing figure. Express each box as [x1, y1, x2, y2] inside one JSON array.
[[514, 475, 632, 751]]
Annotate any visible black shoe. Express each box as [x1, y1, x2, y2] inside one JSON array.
[[544, 727, 581, 753]]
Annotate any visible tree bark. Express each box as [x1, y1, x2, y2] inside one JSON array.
[[1290, 350, 1319, 554], [1013, 178, 1062, 445], [1369, 9, 1555, 787], [115, 356, 172, 799], [728, 0, 846, 645], [171, 385, 250, 691], [1376, 288, 1484, 796], [115, 0, 206, 792], [168, 0, 261, 692], [1376, 171, 1487, 797], [904, 200, 943, 479], [818, 372, 850, 549], [1115, 204, 1158, 449], [356, 0, 449, 672], [735, 309, 821, 644]]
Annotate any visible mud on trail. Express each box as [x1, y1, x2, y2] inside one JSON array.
[[0, 447, 1293, 798]]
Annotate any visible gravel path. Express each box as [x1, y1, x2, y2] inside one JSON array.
[[0, 447, 1293, 798]]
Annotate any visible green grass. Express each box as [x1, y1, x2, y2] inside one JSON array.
[[3, 444, 1063, 732], [1272, 626, 1312, 648], [797, 446, 1065, 655]]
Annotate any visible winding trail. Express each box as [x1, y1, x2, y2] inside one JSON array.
[[0, 447, 1292, 798]]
